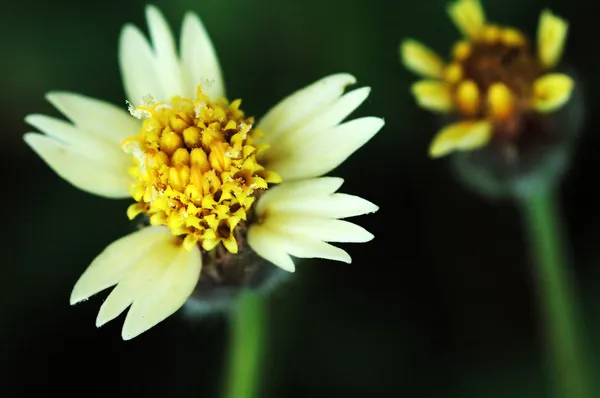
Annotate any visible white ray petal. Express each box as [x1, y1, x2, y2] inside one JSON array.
[[96, 247, 168, 328], [265, 193, 379, 219], [271, 87, 371, 146], [121, 244, 202, 340], [23, 133, 131, 198], [284, 235, 352, 263], [265, 215, 374, 243], [180, 11, 225, 99], [119, 24, 164, 103], [95, 233, 182, 327], [70, 227, 170, 305], [247, 225, 296, 272], [258, 74, 356, 142], [25, 114, 126, 162], [146, 5, 184, 100], [46, 92, 140, 143], [256, 177, 344, 213], [267, 117, 384, 180]]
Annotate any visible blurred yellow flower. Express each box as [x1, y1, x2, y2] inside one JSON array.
[[24, 6, 382, 339], [400, 0, 572, 158]]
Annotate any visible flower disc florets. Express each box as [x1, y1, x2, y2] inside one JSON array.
[[123, 86, 281, 253]]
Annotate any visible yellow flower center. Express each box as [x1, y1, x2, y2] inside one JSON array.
[[122, 87, 281, 253], [447, 25, 542, 138]]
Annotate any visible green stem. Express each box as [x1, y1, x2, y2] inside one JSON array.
[[520, 189, 592, 398], [224, 291, 266, 398]]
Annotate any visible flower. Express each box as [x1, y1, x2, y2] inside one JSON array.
[[400, 0, 573, 159], [24, 6, 382, 339]]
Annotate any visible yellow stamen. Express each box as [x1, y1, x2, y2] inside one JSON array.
[[444, 62, 464, 84], [123, 86, 281, 252], [127, 203, 147, 220], [487, 82, 515, 120], [452, 41, 472, 61], [481, 25, 501, 43], [501, 28, 526, 47], [456, 80, 480, 116]]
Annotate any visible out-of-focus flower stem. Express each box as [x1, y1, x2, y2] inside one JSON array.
[[520, 189, 593, 398], [224, 291, 266, 398]]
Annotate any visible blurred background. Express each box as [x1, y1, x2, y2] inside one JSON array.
[[2, 0, 600, 396]]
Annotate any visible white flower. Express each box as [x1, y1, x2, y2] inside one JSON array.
[[24, 5, 382, 340]]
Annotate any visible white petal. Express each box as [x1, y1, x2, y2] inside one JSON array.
[[249, 223, 351, 268], [266, 117, 384, 180], [46, 92, 140, 143], [23, 133, 131, 198], [247, 225, 296, 272], [258, 74, 356, 142], [270, 87, 371, 147], [119, 24, 164, 103], [180, 11, 225, 99], [250, 178, 377, 270], [264, 192, 379, 219], [95, 232, 182, 327], [283, 236, 351, 264], [121, 244, 202, 340], [145, 5, 184, 99], [25, 114, 124, 162], [265, 215, 374, 243], [70, 227, 171, 305], [95, 237, 176, 328], [256, 177, 344, 213]]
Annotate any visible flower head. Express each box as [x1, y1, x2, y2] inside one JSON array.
[[122, 88, 281, 254], [400, 0, 573, 159], [24, 6, 382, 339]]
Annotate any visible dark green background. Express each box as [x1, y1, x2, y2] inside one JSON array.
[[2, 0, 600, 396]]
